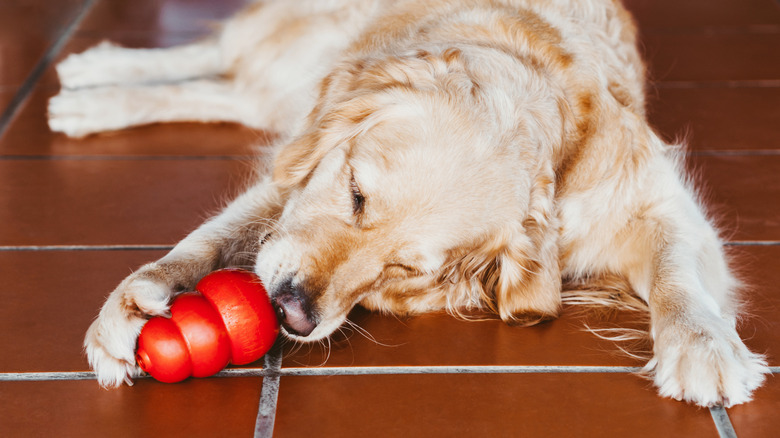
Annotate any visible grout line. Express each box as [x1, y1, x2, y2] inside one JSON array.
[[724, 241, 780, 246], [640, 24, 780, 36], [652, 80, 780, 89], [0, 0, 97, 140], [689, 150, 780, 157], [2, 242, 777, 253], [3, 366, 777, 381], [276, 365, 645, 376], [0, 245, 175, 251], [0, 372, 99, 381], [710, 406, 738, 438], [0, 365, 641, 381], [254, 347, 283, 438], [0, 155, 258, 161]]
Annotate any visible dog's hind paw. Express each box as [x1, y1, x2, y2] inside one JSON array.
[[48, 88, 131, 137], [56, 41, 123, 90]]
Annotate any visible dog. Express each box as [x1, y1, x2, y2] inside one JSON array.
[[49, 0, 768, 407]]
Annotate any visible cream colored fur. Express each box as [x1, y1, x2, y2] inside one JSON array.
[[52, 0, 768, 407]]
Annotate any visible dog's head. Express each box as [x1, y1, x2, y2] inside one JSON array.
[[255, 50, 565, 340]]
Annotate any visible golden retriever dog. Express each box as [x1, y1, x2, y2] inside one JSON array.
[[49, 0, 768, 407]]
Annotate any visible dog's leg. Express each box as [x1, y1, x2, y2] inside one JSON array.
[[84, 180, 283, 387], [616, 157, 769, 407], [56, 40, 223, 90], [48, 79, 254, 137]]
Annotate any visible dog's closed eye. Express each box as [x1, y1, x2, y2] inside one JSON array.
[[350, 172, 365, 216]]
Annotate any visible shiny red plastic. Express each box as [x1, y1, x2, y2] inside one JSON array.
[[169, 293, 231, 377], [135, 269, 279, 383], [136, 317, 192, 383], [196, 269, 279, 365]]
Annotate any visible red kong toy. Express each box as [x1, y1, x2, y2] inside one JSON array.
[[135, 269, 279, 383]]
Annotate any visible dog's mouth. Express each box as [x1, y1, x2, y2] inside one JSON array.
[[276, 314, 348, 343]]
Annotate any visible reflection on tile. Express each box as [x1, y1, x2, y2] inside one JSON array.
[[276, 373, 718, 438], [0, 250, 166, 372], [0, 378, 263, 437], [0, 159, 255, 246]]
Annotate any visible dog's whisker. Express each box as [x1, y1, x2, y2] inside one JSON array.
[[343, 318, 397, 348]]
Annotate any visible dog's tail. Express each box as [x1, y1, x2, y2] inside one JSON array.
[[561, 274, 652, 361]]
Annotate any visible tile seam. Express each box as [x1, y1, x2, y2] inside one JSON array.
[[652, 80, 780, 89], [709, 406, 738, 438], [0, 245, 175, 251], [690, 151, 780, 157], [276, 365, 646, 376], [0, 155, 258, 161], [3, 241, 779, 252], [254, 347, 283, 438], [3, 366, 777, 381], [0, 0, 98, 140]]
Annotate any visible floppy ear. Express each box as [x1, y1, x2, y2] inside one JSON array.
[[272, 59, 396, 189], [491, 220, 562, 326], [272, 130, 326, 188], [494, 160, 562, 325], [440, 163, 562, 325], [272, 63, 365, 188]]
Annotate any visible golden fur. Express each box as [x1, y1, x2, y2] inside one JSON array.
[[51, 0, 768, 407]]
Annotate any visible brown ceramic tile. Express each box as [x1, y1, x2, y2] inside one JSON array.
[[275, 373, 719, 438], [728, 374, 780, 437], [647, 86, 780, 151], [0, 159, 254, 246], [642, 31, 780, 82], [623, 0, 780, 29], [0, 85, 269, 157], [78, 0, 252, 34], [0, 0, 85, 86], [0, 250, 166, 372], [731, 246, 780, 366], [0, 377, 263, 437], [282, 305, 650, 369], [0, 33, 47, 86], [0, 89, 16, 115], [692, 155, 780, 242]]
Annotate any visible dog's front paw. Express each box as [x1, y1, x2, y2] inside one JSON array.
[[646, 318, 769, 407], [84, 276, 173, 388]]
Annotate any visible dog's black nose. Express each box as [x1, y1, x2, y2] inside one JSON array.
[[271, 278, 317, 337]]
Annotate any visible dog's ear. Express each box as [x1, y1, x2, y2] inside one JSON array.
[[440, 164, 562, 325], [441, 226, 561, 325], [272, 130, 327, 188], [492, 222, 562, 326]]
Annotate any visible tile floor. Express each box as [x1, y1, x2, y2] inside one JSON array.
[[0, 0, 778, 436]]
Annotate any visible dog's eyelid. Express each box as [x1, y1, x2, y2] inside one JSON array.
[[388, 262, 420, 275], [349, 171, 365, 217]]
